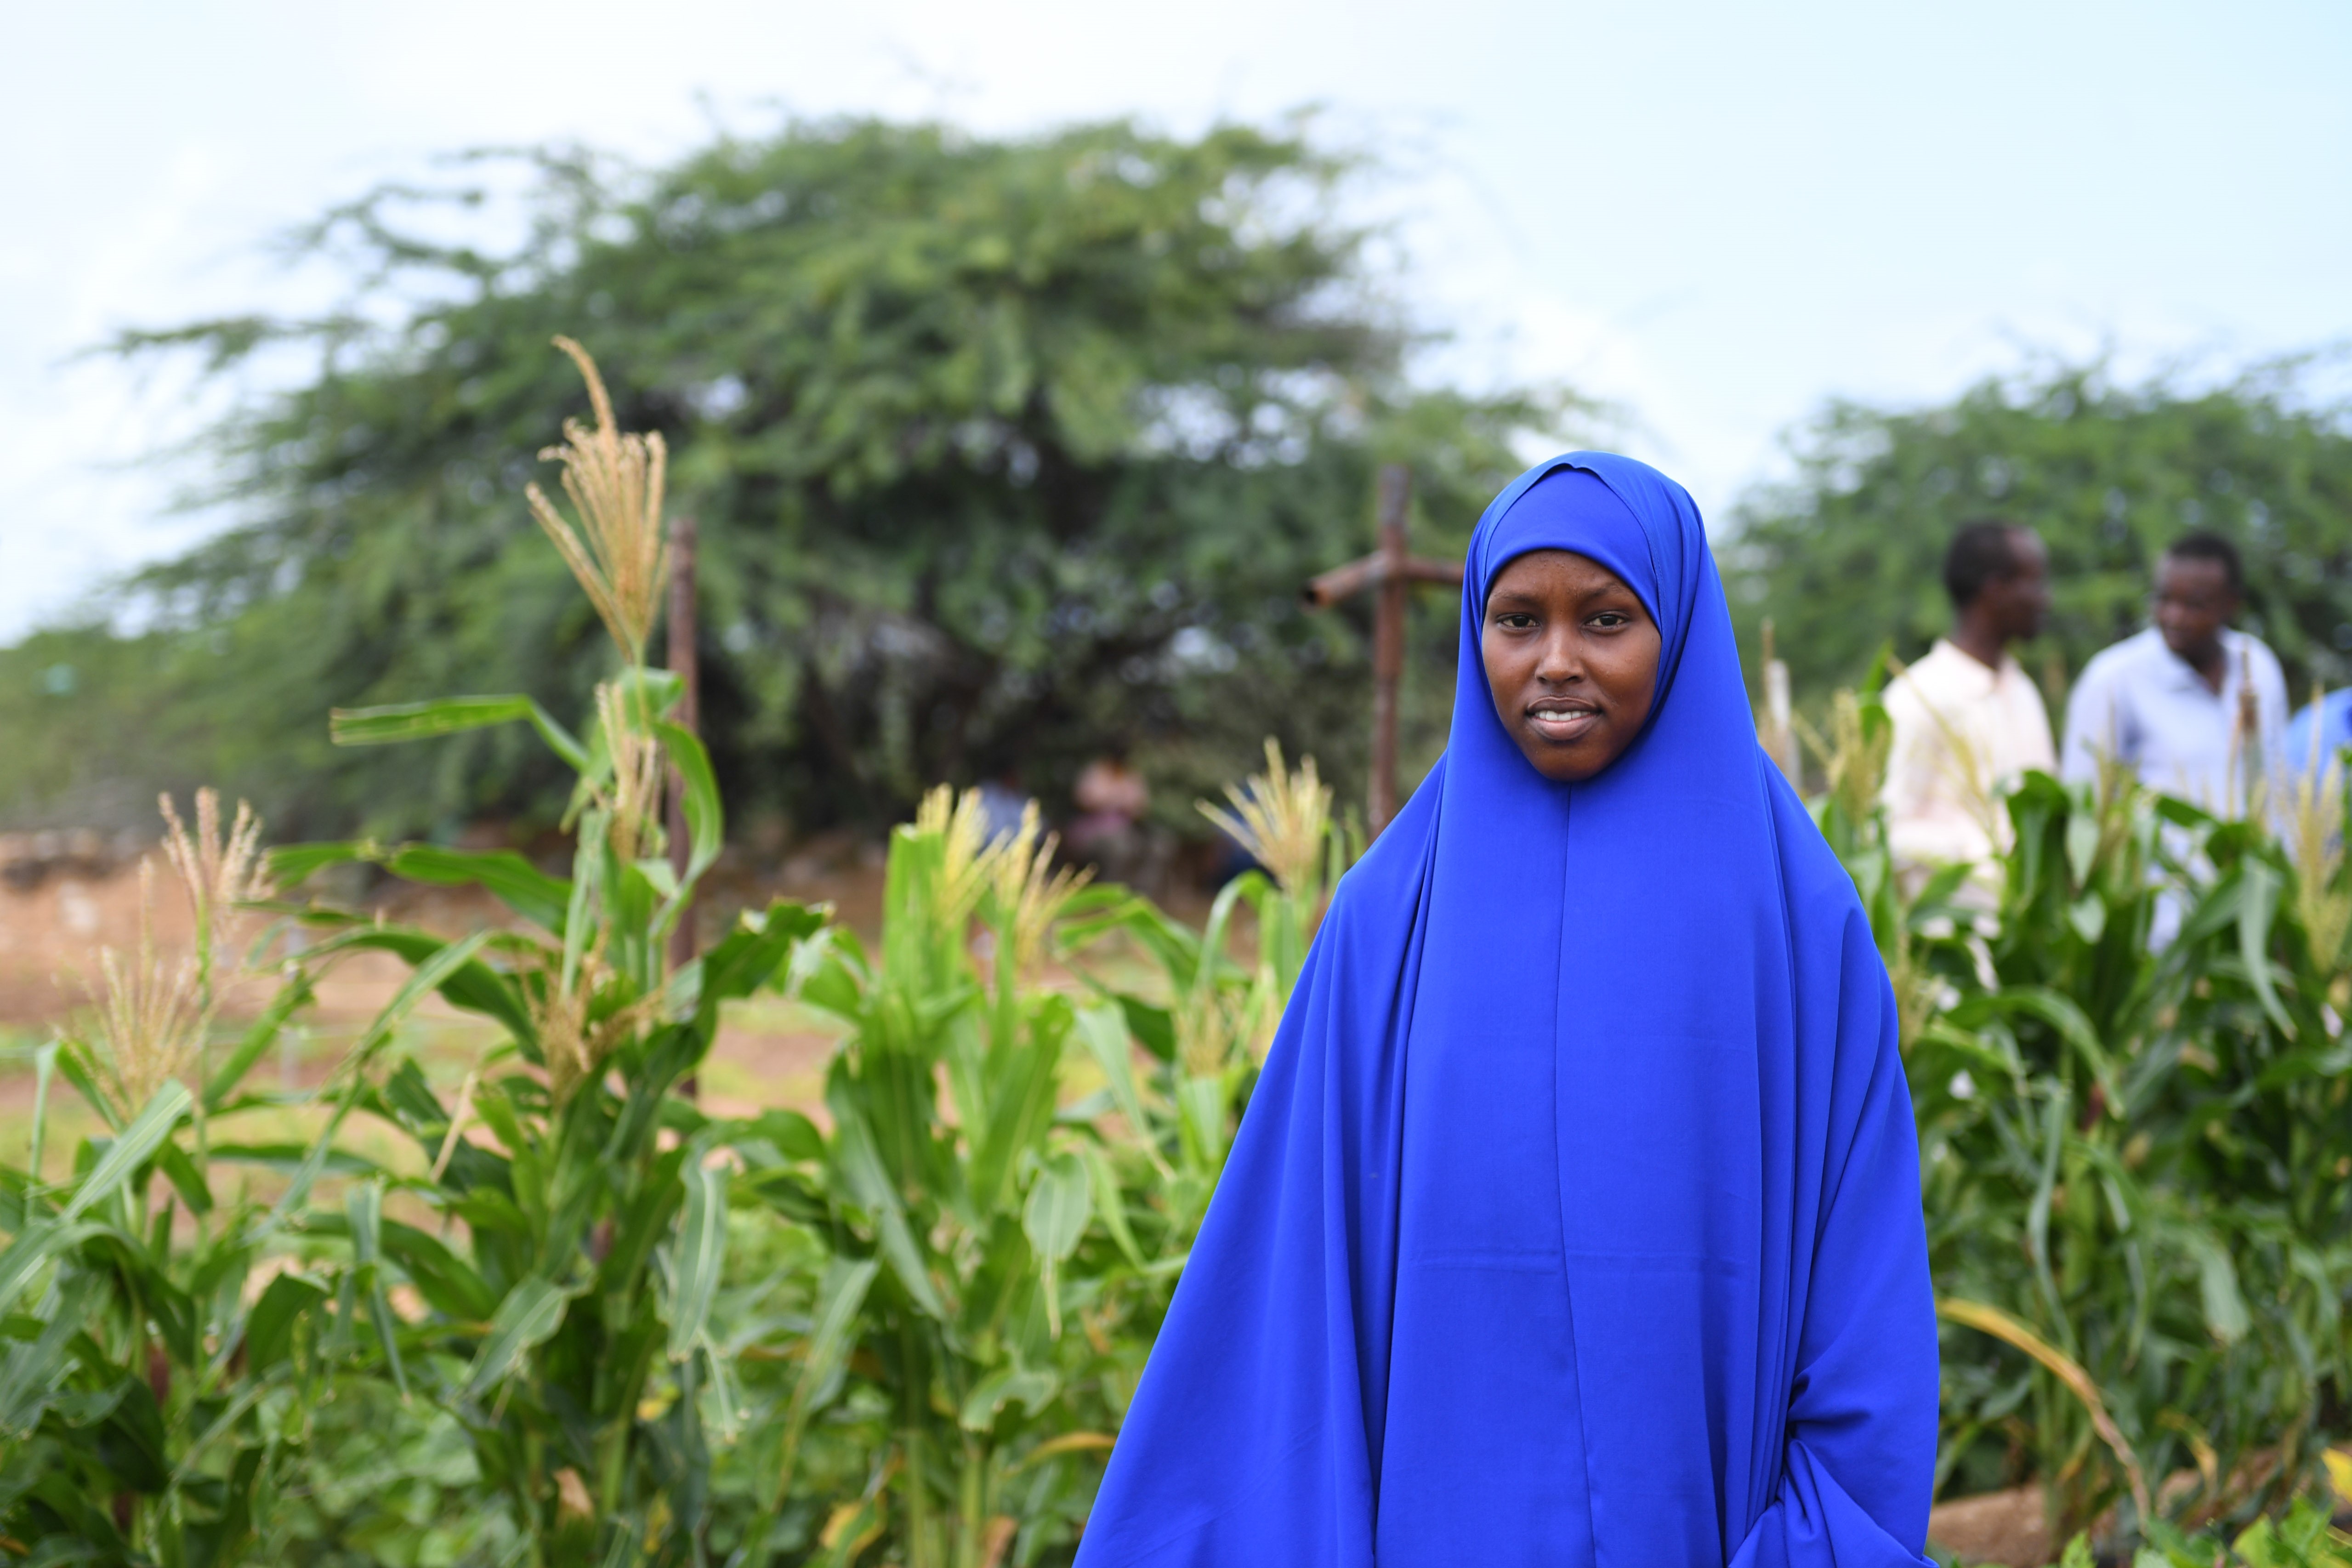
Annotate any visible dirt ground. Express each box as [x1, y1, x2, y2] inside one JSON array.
[[0, 841, 897, 1177]]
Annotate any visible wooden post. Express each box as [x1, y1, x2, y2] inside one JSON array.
[[665, 514, 700, 977], [1301, 466, 1460, 838], [1369, 465, 1411, 832]]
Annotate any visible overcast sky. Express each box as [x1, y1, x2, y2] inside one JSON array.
[[3, 0, 2346, 640]]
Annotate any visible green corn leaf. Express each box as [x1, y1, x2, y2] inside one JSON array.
[[152, 1140, 212, 1217], [686, 901, 827, 1027], [655, 721, 724, 889], [828, 1102, 943, 1318], [265, 839, 372, 885], [65, 1079, 189, 1228], [243, 1271, 329, 1373], [347, 1180, 408, 1396], [970, 1031, 1062, 1215], [1074, 1004, 1151, 1142], [959, 1360, 1061, 1433], [52, 1044, 123, 1131], [790, 1256, 878, 1429], [462, 1277, 574, 1402], [2180, 1229, 2251, 1345], [330, 693, 588, 771], [2064, 809, 2101, 892], [0, 1269, 104, 1436], [381, 845, 573, 935], [203, 971, 316, 1111], [742, 1108, 827, 1165], [206, 1143, 385, 1178], [377, 1219, 498, 1322], [668, 1159, 728, 1362], [1081, 1144, 1145, 1268], [352, 928, 495, 1064], [298, 926, 535, 1051], [1023, 1152, 1092, 1266], [2234, 858, 2295, 1038], [1117, 996, 1177, 1064]]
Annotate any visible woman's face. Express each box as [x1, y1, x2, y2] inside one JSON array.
[[1481, 549, 1662, 783]]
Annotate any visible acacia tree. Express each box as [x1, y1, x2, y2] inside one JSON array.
[[1725, 354, 2352, 711], [1, 118, 1556, 840]]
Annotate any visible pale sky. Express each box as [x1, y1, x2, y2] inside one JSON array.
[[3, 0, 2346, 640]]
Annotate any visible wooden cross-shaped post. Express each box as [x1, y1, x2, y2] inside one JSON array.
[[1302, 465, 1465, 833]]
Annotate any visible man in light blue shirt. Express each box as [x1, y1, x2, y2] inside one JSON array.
[[2286, 688, 2352, 776], [2060, 532, 2288, 815]]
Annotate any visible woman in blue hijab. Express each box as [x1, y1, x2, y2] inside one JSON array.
[[1075, 454, 1938, 1567]]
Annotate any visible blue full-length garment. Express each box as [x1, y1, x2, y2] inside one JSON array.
[[1075, 454, 1938, 1567]]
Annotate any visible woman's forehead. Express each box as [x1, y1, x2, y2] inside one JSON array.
[[1484, 549, 1637, 601]]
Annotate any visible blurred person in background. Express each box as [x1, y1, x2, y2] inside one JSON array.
[[2285, 686, 2352, 778], [2061, 533, 2287, 815], [1065, 747, 1156, 886], [975, 764, 1032, 843], [1880, 519, 2055, 889]]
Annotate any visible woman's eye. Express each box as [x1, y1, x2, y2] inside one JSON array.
[[1591, 612, 1627, 628]]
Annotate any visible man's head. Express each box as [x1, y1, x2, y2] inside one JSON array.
[[2153, 532, 2244, 667], [1943, 519, 2050, 646]]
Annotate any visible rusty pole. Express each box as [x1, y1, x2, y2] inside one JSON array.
[[1369, 464, 1411, 833], [665, 514, 700, 977]]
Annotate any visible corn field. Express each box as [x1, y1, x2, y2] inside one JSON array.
[[2, 344, 2351, 1567]]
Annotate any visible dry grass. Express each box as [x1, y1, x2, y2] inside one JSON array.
[[526, 336, 670, 665]]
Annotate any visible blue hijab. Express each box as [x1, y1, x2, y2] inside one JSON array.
[[1076, 454, 1937, 1568]]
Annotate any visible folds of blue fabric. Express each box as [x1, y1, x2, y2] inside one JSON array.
[[1729, 1439, 1937, 1568], [1070, 781, 1438, 1568], [1726, 809, 1940, 1568], [1072, 455, 1941, 1567]]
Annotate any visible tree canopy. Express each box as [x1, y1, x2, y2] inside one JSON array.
[[1726, 356, 2352, 716], [0, 117, 1558, 839]]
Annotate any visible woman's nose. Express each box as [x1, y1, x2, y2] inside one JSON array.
[[1535, 634, 1581, 681]]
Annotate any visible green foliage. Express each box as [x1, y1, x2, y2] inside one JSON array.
[[0, 352, 1356, 1562], [1727, 354, 2352, 709], [0, 117, 1557, 839], [1782, 653, 2352, 1545]]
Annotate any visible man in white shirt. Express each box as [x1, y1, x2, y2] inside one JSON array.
[[1881, 520, 2057, 880], [2060, 533, 2288, 816]]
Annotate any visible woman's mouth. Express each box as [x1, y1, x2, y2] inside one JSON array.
[[1525, 701, 1601, 743]]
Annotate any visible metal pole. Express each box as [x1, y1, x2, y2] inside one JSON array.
[[1370, 464, 1411, 833], [665, 514, 700, 977]]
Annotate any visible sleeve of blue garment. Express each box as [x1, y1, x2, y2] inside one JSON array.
[[1730, 907, 1939, 1568]]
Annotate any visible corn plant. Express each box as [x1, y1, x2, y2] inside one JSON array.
[[734, 787, 1135, 1568], [1058, 739, 1349, 1241], [0, 781, 467, 1564], [0, 338, 828, 1568], [1867, 760, 2352, 1542]]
